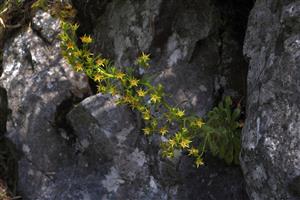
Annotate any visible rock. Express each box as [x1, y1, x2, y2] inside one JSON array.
[[0, 0, 256, 199], [66, 94, 168, 200], [0, 10, 91, 199], [72, 0, 252, 199], [241, 1, 300, 199]]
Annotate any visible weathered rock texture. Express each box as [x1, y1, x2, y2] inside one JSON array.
[[0, 10, 91, 199], [72, 0, 252, 199], [67, 94, 169, 199], [79, 0, 250, 115], [0, 0, 255, 199], [241, 1, 300, 199]]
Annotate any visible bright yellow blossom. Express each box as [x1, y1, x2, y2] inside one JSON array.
[[194, 118, 205, 128], [94, 73, 104, 82], [96, 58, 108, 67], [129, 78, 139, 87], [66, 42, 74, 50], [188, 148, 199, 156], [137, 89, 146, 97], [180, 138, 191, 148], [176, 109, 185, 118], [74, 63, 83, 72], [115, 72, 126, 80], [97, 85, 106, 93], [137, 52, 150, 67], [159, 126, 168, 136], [142, 110, 151, 120], [150, 94, 161, 103], [141, 52, 150, 62], [143, 127, 151, 135], [195, 157, 204, 168], [123, 95, 132, 103], [80, 34, 92, 44]]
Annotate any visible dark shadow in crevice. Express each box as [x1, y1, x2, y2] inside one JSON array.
[[54, 94, 83, 146], [0, 87, 18, 196]]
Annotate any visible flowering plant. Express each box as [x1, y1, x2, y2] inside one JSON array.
[[59, 19, 242, 167]]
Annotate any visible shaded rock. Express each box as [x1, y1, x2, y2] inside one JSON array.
[[67, 94, 168, 200], [73, 0, 252, 199], [241, 1, 300, 199], [0, 10, 91, 199], [79, 0, 252, 114]]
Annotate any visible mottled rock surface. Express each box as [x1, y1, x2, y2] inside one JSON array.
[[0, 10, 91, 199], [0, 0, 257, 199], [83, 0, 250, 115], [72, 0, 252, 199], [241, 1, 300, 199], [67, 94, 169, 200]]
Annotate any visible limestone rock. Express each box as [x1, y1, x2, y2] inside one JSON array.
[[241, 1, 300, 199], [67, 94, 168, 200], [0, 10, 91, 199], [72, 0, 251, 199]]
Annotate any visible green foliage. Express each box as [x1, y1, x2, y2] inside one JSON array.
[[59, 17, 243, 167], [199, 97, 242, 165]]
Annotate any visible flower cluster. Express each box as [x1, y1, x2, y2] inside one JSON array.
[[59, 21, 242, 167]]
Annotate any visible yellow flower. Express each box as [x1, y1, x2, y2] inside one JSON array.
[[72, 23, 79, 31], [150, 94, 161, 103], [94, 73, 104, 82], [188, 148, 199, 156], [123, 95, 132, 103], [129, 78, 139, 87], [194, 118, 205, 128], [96, 58, 108, 67], [66, 42, 74, 50], [115, 72, 126, 80], [137, 52, 150, 67], [137, 89, 146, 97], [143, 127, 151, 135], [159, 126, 168, 136], [97, 85, 106, 93], [80, 34, 92, 44], [141, 52, 150, 61], [176, 109, 185, 118], [74, 63, 83, 72], [195, 157, 204, 168], [180, 138, 191, 149], [168, 139, 176, 148], [142, 110, 151, 120]]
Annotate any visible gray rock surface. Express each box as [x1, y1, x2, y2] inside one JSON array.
[[0, 0, 256, 199], [241, 1, 300, 199], [67, 94, 169, 200], [0, 10, 91, 199], [73, 0, 251, 199]]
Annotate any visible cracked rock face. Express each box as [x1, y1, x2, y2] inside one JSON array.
[[241, 1, 300, 199], [67, 94, 168, 199], [84, 0, 249, 116], [72, 0, 251, 199], [0, 10, 91, 199], [0, 0, 254, 199]]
